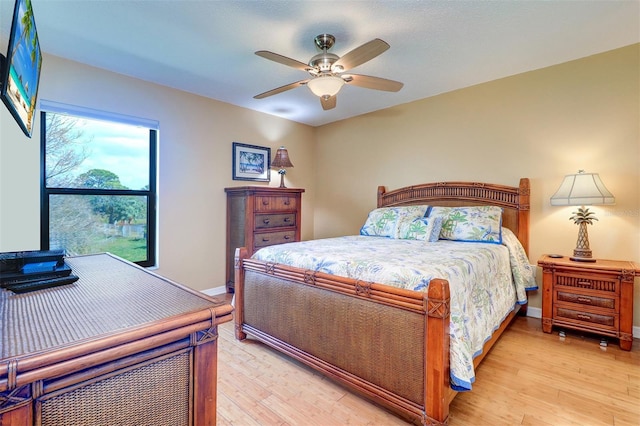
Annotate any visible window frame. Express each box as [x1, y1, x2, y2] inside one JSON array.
[[39, 106, 158, 267]]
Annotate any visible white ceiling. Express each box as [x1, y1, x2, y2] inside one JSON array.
[[1, 0, 638, 127]]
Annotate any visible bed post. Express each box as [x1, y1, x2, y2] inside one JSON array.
[[517, 178, 530, 256], [377, 185, 386, 208], [424, 278, 451, 425], [234, 247, 248, 340]]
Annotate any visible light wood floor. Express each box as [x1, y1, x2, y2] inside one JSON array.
[[216, 312, 640, 425]]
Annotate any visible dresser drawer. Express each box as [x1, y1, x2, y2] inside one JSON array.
[[555, 272, 618, 294], [255, 213, 296, 229], [254, 230, 296, 248], [255, 195, 298, 212], [554, 306, 618, 331], [554, 291, 617, 311]]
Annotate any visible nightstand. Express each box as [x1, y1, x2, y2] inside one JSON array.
[[538, 255, 639, 350]]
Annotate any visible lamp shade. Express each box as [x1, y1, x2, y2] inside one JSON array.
[[550, 170, 615, 206], [307, 75, 344, 98], [271, 146, 293, 169]]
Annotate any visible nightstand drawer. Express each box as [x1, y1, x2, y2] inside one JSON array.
[[555, 291, 617, 311], [255, 195, 297, 212], [555, 272, 618, 294], [254, 230, 296, 248], [255, 213, 296, 229], [554, 306, 617, 330]]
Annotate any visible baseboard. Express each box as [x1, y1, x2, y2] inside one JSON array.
[[201, 286, 227, 296], [526, 306, 639, 338], [526, 306, 541, 318]]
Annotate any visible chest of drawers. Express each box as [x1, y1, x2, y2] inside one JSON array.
[[538, 255, 639, 350], [225, 186, 304, 292]]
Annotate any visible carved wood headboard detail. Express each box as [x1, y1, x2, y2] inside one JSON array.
[[377, 178, 530, 255]]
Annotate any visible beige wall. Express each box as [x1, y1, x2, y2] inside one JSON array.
[[315, 44, 640, 323], [0, 54, 316, 291], [1, 44, 638, 327]]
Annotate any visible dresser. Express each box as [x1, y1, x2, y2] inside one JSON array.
[[0, 253, 233, 425], [538, 255, 639, 350], [225, 186, 304, 292]]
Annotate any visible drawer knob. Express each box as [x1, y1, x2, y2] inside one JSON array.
[[577, 314, 592, 321], [284, 217, 291, 223], [263, 218, 270, 224], [262, 237, 270, 242], [577, 297, 592, 304], [284, 235, 290, 240], [262, 200, 269, 205], [284, 200, 291, 205]]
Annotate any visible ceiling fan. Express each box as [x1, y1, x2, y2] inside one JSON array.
[[253, 34, 404, 110]]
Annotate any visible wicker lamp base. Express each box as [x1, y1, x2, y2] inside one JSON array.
[[570, 249, 597, 262], [570, 223, 597, 262]]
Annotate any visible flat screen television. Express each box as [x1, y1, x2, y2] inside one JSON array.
[[0, 0, 42, 137]]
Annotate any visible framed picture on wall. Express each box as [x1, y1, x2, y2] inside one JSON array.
[[232, 142, 271, 182]]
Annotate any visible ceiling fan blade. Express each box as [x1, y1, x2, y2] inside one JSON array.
[[255, 50, 312, 72], [333, 39, 389, 72], [320, 95, 336, 110], [254, 80, 309, 99], [343, 74, 403, 92]]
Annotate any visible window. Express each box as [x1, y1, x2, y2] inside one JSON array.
[[40, 103, 157, 267]]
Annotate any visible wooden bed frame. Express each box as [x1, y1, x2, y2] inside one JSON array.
[[234, 178, 530, 425]]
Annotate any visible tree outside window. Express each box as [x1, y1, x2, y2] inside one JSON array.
[[41, 110, 157, 267]]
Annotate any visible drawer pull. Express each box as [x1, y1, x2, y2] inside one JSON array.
[[284, 200, 291, 205], [262, 200, 269, 206], [578, 280, 593, 287], [263, 218, 270, 224], [284, 235, 290, 240], [284, 217, 291, 223], [577, 314, 592, 321], [577, 297, 592, 304], [262, 237, 270, 242]]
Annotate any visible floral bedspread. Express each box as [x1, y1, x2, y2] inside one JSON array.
[[252, 228, 537, 391]]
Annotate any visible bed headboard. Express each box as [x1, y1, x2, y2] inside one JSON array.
[[377, 178, 530, 255]]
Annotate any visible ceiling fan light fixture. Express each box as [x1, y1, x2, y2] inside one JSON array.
[[307, 75, 344, 98]]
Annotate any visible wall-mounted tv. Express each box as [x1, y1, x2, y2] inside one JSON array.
[[0, 0, 42, 138]]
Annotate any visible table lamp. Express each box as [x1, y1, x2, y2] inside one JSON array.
[[550, 170, 615, 262], [271, 146, 294, 188]]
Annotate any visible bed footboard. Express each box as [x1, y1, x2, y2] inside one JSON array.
[[234, 247, 451, 425]]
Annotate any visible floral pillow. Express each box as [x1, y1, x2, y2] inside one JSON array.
[[430, 206, 503, 244], [395, 215, 443, 242], [360, 205, 430, 238]]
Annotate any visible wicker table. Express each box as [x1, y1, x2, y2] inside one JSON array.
[[0, 253, 233, 426]]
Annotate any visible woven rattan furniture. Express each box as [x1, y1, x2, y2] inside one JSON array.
[[0, 253, 233, 426], [225, 186, 304, 292], [234, 179, 530, 425], [538, 255, 638, 350]]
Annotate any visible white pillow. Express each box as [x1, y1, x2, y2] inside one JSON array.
[[360, 205, 430, 238], [430, 206, 503, 243], [395, 215, 443, 242]]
